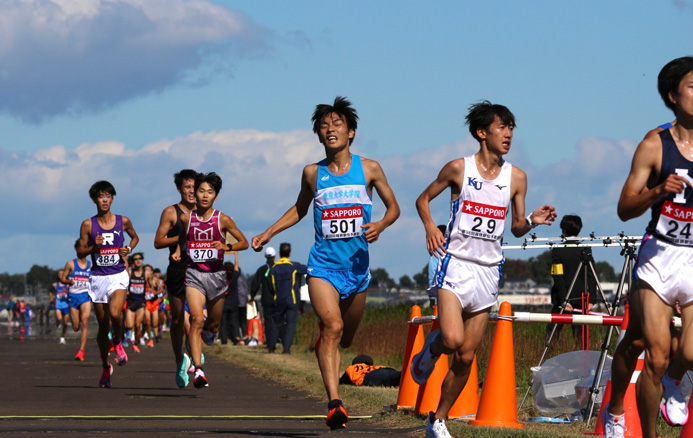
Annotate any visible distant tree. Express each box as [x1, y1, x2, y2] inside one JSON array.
[[528, 251, 552, 284], [0, 272, 26, 295], [26, 265, 58, 287], [502, 259, 531, 279], [399, 275, 414, 290], [371, 268, 396, 291], [413, 264, 428, 289], [594, 261, 617, 282]]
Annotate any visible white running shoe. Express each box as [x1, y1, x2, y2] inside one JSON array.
[[661, 374, 689, 426], [426, 412, 452, 438], [601, 403, 625, 438], [59, 337, 66, 345], [411, 329, 441, 384]]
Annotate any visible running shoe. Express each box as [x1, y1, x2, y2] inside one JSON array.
[[411, 329, 441, 384], [146, 338, 154, 348], [426, 412, 452, 438], [60, 337, 66, 345], [122, 338, 129, 348], [176, 353, 191, 388], [74, 349, 85, 361], [99, 364, 113, 388], [139, 338, 146, 346], [326, 399, 348, 430], [133, 344, 141, 353], [201, 329, 215, 346], [114, 342, 128, 366], [601, 403, 625, 438], [661, 374, 689, 426], [193, 368, 208, 389]]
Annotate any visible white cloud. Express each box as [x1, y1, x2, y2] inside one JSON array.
[[0, 0, 271, 121], [0, 130, 647, 280]]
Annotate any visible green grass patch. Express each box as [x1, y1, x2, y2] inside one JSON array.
[[210, 303, 680, 437]]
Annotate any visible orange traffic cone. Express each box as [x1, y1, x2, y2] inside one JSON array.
[[448, 355, 479, 419], [589, 304, 643, 437], [397, 305, 425, 409], [470, 301, 523, 429]]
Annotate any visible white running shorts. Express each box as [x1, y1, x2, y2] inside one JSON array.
[[89, 270, 129, 304], [435, 256, 500, 313], [634, 235, 693, 307]]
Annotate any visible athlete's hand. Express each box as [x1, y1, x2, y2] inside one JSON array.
[[658, 174, 690, 197], [530, 205, 557, 226], [361, 222, 385, 243], [211, 241, 227, 251], [94, 232, 103, 248], [251, 233, 270, 252], [171, 248, 181, 262], [118, 246, 129, 258], [426, 226, 446, 258]]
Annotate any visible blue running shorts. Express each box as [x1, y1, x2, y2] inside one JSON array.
[[307, 268, 371, 300], [68, 293, 91, 309]]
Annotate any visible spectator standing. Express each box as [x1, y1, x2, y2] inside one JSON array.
[[267, 243, 307, 354]]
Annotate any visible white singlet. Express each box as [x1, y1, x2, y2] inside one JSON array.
[[443, 156, 512, 266]]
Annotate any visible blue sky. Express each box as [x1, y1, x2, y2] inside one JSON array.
[[1, 0, 692, 282]]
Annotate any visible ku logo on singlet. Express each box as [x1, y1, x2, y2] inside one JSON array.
[[467, 177, 483, 191]]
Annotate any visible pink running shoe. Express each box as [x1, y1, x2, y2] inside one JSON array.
[[99, 364, 113, 388], [114, 342, 128, 366]]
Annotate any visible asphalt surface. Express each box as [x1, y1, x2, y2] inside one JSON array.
[[0, 324, 419, 437]]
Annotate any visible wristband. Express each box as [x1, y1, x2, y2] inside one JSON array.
[[227, 243, 233, 251], [125, 245, 132, 253], [525, 214, 537, 229]]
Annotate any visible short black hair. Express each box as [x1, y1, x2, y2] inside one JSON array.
[[658, 56, 693, 114], [153, 268, 161, 274], [174, 169, 198, 189], [73, 238, 81, 252], [279, 242, 291, 258], [195, 172, 222, 195], [465, 101, 516, 142], [311, 96, 359, 143], [560, 215, 582, 237], [88, 181, 116, 200]]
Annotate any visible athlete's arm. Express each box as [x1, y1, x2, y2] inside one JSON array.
[[77, 218, 99, 258], [617, 135, 688, 221], [60, 260, 75, 286], [171, 212, 190, 262], [120, 216, 139, 259], [154, 206, 178, 250], [219, 214, 249, 252], [251, 164, 316, 251], [416, 159, 464, 257], [509, 166, 556, 237], [361, 159, 400, 243]]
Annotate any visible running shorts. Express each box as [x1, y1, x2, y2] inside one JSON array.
[[56, 300, 69, 312], [185, 269, 227, 301], [307, 267, 370, 300], [435, 256, 500, 313], [68, 293, 91, 309], [146, 300, 159, 313], [166, 266, 186, 298], [634, 235, 693, 307], [89, 270, 129, 304], [127, 298, 145, 311]]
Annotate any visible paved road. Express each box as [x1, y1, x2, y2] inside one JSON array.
[[0, 328, 419, 437]]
